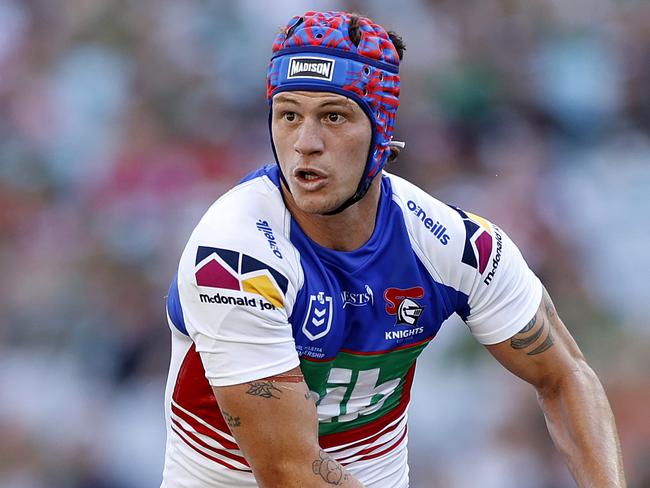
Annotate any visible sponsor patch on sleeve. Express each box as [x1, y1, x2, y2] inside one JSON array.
[[194, 246, 288, 309], [450, 207, 502, 284]]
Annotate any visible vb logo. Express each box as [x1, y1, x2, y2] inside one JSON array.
[[315, 368, 400, 423]]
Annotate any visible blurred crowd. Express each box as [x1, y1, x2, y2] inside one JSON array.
[[0, 0, 648, 487]]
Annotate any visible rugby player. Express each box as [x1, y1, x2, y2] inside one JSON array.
[[161, 11, 626, 487]]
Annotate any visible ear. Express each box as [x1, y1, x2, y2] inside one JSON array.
[[388, 146, 401, 163]]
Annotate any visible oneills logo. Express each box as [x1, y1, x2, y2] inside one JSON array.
[[406, 200, 450, 245], [288, 57, 335, 81]]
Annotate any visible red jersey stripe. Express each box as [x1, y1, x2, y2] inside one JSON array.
[[171, 424, 252, 472], [171, 402, 239, 450], [336, 420, 406, 462], [171, 418, 249, 467], [352, 425, 408, 463], [326, 414, 403, 454]]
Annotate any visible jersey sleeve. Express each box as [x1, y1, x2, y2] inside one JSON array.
[[176, 182, 301, 387], [455, 210, 543, 345], [386, 172, 542, 346]]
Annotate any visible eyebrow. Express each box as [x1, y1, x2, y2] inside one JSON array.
[[320, 100, 353, 109], [274, 95, 354, 109]]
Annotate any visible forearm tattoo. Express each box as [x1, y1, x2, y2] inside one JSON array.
[[246, 381, 282, 399], [312, 450, 349, 485], [510, 311, 555, 356], [221, 410, 241, 428]]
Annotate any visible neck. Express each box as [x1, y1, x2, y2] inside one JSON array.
[[283, 178, 382, 251]]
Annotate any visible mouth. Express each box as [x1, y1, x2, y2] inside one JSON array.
[[292, 167, 328, 191]]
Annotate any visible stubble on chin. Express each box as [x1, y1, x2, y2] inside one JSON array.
[[286, 186, 349, 216], [292, 195, 339, 216], [283, 175, 351, 216]]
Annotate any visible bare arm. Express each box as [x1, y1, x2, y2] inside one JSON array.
[[486, 288, 626, 487], [213, 367, 364, 488]]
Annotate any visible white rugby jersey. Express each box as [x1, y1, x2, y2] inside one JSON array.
[[161, 165, 542, 487]]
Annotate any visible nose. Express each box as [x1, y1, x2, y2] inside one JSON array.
[[294, 117, 324, 156]]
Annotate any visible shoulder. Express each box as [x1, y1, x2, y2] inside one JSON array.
[[384, 171, 541, 329], [194, 167, 284, 243], [386, 171, 462, 246], [178, 165, 303, 314], [169, 167, 304, 387], [386, 173, 542, 344], [187, 165, 288, 258], [384, 172, 468, 281]]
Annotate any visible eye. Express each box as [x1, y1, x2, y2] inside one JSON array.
[[283, 111, 297, 122], [326, 112, 344, 123]]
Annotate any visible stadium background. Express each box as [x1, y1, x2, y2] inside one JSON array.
[[0, 0, 649, 486]]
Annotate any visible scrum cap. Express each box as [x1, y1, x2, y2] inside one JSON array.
[[267, 11, 401, 213]]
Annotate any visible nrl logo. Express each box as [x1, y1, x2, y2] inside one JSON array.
[[287, 57, 335, 81], [302, 292, 333, 341]]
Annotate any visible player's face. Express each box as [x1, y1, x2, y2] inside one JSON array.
[[271, 91, 372, 215]]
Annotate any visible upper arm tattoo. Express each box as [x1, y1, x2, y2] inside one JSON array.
[[246, 381, 282, 399], [248, 370, 312, 401], [510, 309, 555, 356]]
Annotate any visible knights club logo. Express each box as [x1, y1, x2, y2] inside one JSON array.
[[451, 207, 494, 274], [384, 287, 425, 326], [302, 292, 333, 341], [194, 246, 288, 309]]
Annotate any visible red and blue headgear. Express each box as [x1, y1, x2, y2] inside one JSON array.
[[267, 11, 402, 213]]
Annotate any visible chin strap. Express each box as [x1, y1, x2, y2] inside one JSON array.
[[323, 139, 406, 216], [322, 179, 372, 216]]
